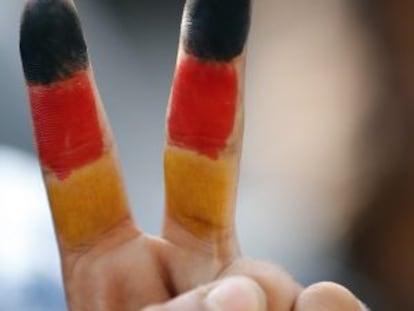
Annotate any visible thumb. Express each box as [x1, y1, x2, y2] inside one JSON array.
[[143, 276, 267, 311]]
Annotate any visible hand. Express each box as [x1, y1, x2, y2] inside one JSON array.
[[19, 0, 366, 310]]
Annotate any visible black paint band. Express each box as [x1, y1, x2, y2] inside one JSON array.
[[20, 0, 88, 85], [184, 0, 251, 62]]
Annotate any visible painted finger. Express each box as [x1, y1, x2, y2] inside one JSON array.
[[20, 0, 134, 250], [163, 0, 251, 245], [294, 282, 367, 311], [143, 276, 266, 311]]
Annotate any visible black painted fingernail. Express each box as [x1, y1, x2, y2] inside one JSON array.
[[184, 0, 251, 61], [20, 0, 88, 85]]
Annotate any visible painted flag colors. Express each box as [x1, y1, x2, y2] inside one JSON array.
[[20, 0, 251, 247], [20, 0, 130, 248], [164, 0, 251, 240]]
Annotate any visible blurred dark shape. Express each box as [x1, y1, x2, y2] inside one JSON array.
[[348, 1, 414, 310]]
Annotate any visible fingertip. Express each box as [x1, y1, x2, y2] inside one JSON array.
[[184, 0, 251, 61], [295, 282, 364, 311], [20, 0, 88, 84]]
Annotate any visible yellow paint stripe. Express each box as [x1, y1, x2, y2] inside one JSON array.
[[45, 152, 130, 248], [164, 146, 239, 239]]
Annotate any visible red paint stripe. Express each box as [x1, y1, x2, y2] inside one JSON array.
[[168, 56, 238, 159], [28, 71, 103, 180]]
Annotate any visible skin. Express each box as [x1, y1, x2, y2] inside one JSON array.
[[19, 0, 366, 310]]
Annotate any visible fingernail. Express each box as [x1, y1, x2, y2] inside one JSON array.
[[205, 277, 266, 311]]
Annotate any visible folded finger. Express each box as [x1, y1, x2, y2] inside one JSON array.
[[294, 282, 367, 311], [143, 276, 266, 311]]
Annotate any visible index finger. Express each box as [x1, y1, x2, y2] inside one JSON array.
[[19, 0, 135, 251]]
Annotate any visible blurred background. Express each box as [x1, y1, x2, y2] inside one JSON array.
[[1, 0, 414, 310]]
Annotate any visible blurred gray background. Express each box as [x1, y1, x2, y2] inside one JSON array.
[[0, 0, 390, 309]]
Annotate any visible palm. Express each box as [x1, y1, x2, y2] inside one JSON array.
[[65, 223, 237, 310], [64, 227, 163, 309]]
